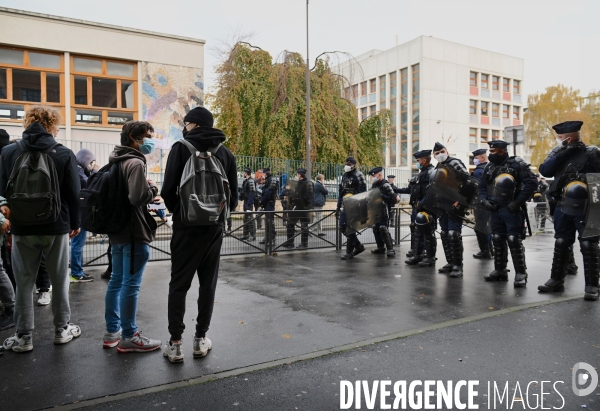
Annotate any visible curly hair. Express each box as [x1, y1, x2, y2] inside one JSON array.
[[120, 121, 154, 146], [22, 105, 61, 132]]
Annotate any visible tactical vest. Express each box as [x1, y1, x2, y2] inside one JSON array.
[[484, 158, 524, 205], [410, 165, 434, 205], [340, 171, 362, 198], [548, 147, 598, 199]]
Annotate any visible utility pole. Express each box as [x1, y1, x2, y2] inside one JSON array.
[[305, 0, 312, 181]]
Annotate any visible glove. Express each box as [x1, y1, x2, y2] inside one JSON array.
[[416, 201, 424, 212], [481, 200, 498, 211], [507, 202, 520, 214]]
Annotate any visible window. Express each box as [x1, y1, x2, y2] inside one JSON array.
[[481, 74, 488, 89], [379, 75, 386, 109], [481, 101, 488, 116], [344, 87, 351, 100], [412, 64, 420, 153], [469, 128, 478, 150], [470, 72, 477, 87], [503, 105, 510, 118], [503, 78, 510, 92], [361, 107, 367, 120], [360, 81, 367, 96], [0, 46, 64, 122], [390, 71, 397, 98], [400, 68, 408, 165], [513, 106, 520, 120], [492, 130, 500, 140], [481, 129, 489, 144], [370, 79, 376, 94], [492, 76, 499, 91], [71, 56, 137, 126], [492, 103, 499, 117], [513, 80, 520, 95], [470, 100, 477, 115], [369, 105, 376, 116], [351, 84, 358, 99]]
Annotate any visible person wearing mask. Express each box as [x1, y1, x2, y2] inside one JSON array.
[[259, 167, 279, 247], [337, 157, 367, 260], [282, 168, 311, 249], [254, 169, 264, 231], [161, 107, 238, 362], [312, 174, 328, 236], [1, 106, 81, 353], [431, 142, 468, 278], [471, 149, 493, 260], [240, 167, 256, 241], [387, 175, 400, 227], [368, 167, 399, 256], [103, 120, 161, 353], [70, 149, 98, 283]]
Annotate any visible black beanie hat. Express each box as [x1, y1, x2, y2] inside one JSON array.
[[0, 129, 9, 149], [183, 106, 214, 128]]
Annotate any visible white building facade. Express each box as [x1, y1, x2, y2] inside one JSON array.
[[336, 36, 525, 171]]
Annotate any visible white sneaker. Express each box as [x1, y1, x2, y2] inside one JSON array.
[[193, 336, 212, 358], [54, 323, 82, 344], [37, 292, 51, 306], [103, 329, 122, 348], [3, 333, 33, 352], [163, 340, 184, 363]]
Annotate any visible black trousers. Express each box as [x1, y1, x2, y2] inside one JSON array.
[[168, 225, 223, 341]]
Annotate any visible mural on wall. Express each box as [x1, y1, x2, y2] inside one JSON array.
[[141, 61, 204, 172]]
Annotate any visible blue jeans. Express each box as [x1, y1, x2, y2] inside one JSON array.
[[70, 229, 87, 278], [105, 243, 150, 338]]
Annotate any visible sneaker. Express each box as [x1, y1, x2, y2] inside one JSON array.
[[193, 336, 212, 358], [70, 274, 93, 283], [35, 285, 52, 294], [103, 329, 122, 349], [54, 323, 82, 344], [3, 333, 33, 352], [0, 309, 15, 331], [117, 331, 161, 353], [37, 292, 51, 306], [101, 268, 112, 280], [163, 340, 184, 363]]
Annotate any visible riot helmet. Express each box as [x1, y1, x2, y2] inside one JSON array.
[[560, 180, 588, 215], [415, 211, 432, 226], [489, 173, 516, 206]]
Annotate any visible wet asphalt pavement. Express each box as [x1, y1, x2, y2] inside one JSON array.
[[1, 233, 595, 410]]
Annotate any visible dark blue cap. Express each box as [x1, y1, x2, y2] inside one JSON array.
[[433, 142, 445, 152], [472, 148, 487, 156], [368, 167, 383, 176], [387, 175, 396, 179], [262, 167, 271, 173], [345, 157, 357, 165], [552, 121, 583, 134], [297, 168, 307, 174], [414, 149, 432, 159], [487, 140, 510, 149], [244, 167, 252, 174]]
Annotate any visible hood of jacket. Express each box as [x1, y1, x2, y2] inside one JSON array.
[[21, 122, 57, 151], [76, 148, 96, 170], [184, 126, 226, 149], [109, 145, 147, 164]]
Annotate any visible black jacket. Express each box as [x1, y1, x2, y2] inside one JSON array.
[[161, 127, 238, 231], [0, 123, 81, 236]]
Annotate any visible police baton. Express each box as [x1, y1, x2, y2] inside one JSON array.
[[522, 207, 533, 237]]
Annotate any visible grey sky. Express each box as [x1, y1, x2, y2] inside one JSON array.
[[3, 0, 599, 102]]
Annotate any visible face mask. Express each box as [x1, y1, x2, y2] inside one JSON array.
[[556, 137, 565, 147], [473, 159, 480, 166], [434, 153, 448, 163], [416, 163, 422, 169], [344, 165, 353, 173], [182, 127, 189, 137], [138, 137, 155, 155], [489, 152, 508, 164], [371, 177, 379, 183]]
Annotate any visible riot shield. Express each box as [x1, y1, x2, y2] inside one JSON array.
[[343, 189, 388, 236], [471, 201, 492, 234], [421, 163, 481, 226], [582, 173, 600, 238], [287, 180, 314, 210]]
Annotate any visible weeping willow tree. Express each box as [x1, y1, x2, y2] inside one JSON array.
[[208, 42, 390, 165]]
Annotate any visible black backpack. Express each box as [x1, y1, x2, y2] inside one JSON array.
[[79, 162, 132, 233]]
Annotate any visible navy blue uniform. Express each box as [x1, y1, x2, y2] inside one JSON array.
[[241, 177, 256, 238], [370, 179, 397, 252], [338, 169, 367, 258], [260, 174, 279, 243], [471, 162, 493, 259]]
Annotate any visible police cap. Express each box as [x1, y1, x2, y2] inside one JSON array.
[[368, 167, 383, 176], [414, 149, 432, 159], [345, 157, 357, 165], [552, 121, 583, 134], [487, 140, 510, 149], [387, 175, 396, 179], [472, 148, 487, 156], [297, 168, 307, 175], [433, 142, 445, 152], [244, 167, 252, 174]]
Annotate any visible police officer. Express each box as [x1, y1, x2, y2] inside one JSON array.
[[387, 175, 399, 227], [404, 150, 437, 266], [471, 148, 493, 259], [259, 167, 279, 246], [400, 175, 419, 259], [240, 167, 256, 241], [282, 168, 311, 249], [538, 121, 600, 301], [479, 140, 537, 287], [369, 167, 399, 257], [432, 142, 468, 278], [337, 157, 367, 260], [254, 170, 264, 230]]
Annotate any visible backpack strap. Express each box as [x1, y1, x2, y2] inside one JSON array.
[[44, 142, 60, 154], [15, 140, 60, 155], [177, 139, 198, 157]]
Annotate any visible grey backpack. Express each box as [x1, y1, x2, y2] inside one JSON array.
[[177, 139, 230, 226], [7, 140, 61, 226]]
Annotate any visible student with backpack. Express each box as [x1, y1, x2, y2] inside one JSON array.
[[161, 106, 238, 363], [99, 121, 161, 352], [0, 106, 81, 353]]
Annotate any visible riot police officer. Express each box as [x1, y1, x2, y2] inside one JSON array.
[[432, 142, 469, 278], [240, 167, 256, 241], [259, 167, 279, 246], [387, 175, 399, 227], [471, 148, 493, 259], [479, 140, 537, 287], [282, 168, 311, 249], [538, 121, 600, 301], [402, 150, 436, 266], [337, 157, 367, 260], [369, 167, 399, 256]]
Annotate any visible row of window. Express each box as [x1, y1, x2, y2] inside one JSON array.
[[470, 71, 520, 94], [0, 46, 138, 127], [469, 100, 520, 119]]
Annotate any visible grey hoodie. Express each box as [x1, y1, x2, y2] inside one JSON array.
[[107, 145, 158, 245]]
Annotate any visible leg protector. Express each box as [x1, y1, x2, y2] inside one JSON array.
[[407, 223, 418, 257], [380, 225, 395, 256], [438, 231, 453, 273], [449, 230, 463, 278], [566, 248, 578, 275], [581, 240, 599, 301], [474, 232, 492, 259], [341, 236, 355, 260], [372, 225, 386, 253], [508, 235, 527, 287], [419, 230, 437, 267], [484, 234, 509, 281], [538, 238, 571, 292]]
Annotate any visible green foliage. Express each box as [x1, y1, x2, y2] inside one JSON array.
[[208, 43, 389, 166]]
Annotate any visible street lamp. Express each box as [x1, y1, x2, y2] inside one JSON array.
[[305, 0, 311, 181]]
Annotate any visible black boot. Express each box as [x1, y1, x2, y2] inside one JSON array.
[[508, 235, 527, 287], [484, 234, 509, 281], [538, 238, 570, 292], [473, 232, 493, 259], [566, 248, 578, 275], [581, 241, 599, 301], [406, 223, 418, 257], [449, 230, 463, 278], [438, 231, 453, 273], [419, 231, 437, 267], [371, 226, 386, 254], [380, 226, 395, 257], [353, 241, 366, 257], [341, 237, 355, 260], [0, 306, 15, 331]]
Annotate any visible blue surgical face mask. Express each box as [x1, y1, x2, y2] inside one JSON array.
[[416, 162, 422, 169], [473, 158, 480, 166], [138, 137, 155, 155]]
